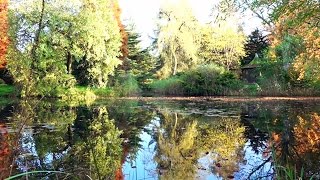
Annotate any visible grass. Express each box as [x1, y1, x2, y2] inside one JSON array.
[[0, 84, 15, 97], [5, 171, 73, 180]]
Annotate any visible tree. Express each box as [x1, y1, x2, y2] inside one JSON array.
[[0, 0, 9, 69], [7, 0, 122, 96], [156, 0, 201, 78], [73, 0, 122, 87], [241, 29, 269, 65], [126, 24, 158, 87], [237, 0, 278, 29], [111, 0, 128, 68], [243, 0, 320, 81], [199, 0, 246, 70], [269, 0, 320, 81], [7, 0, 79, 97]]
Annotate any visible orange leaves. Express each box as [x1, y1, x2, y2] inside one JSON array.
[[294, 114, 320, 155], [269, 0, 320, 80], [0, 0, 9, 69], [111, 0, 128, 60]]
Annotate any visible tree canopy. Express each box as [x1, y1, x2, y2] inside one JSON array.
[[156, 0, 201, 78]]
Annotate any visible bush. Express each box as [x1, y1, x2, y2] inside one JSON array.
[[150, 76, 184, 95], [150, 64, 244, 96], [113, 73, 141, 97], [60, 87, 96, 106], [181, 64, 243, 96], [181, 64, 224, 95]]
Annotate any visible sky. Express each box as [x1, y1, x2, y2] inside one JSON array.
[[118, 0, 263, 48]]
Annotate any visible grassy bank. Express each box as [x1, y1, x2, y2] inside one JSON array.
[[0, 84, 15, 97]]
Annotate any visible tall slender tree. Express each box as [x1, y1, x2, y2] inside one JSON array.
[[111, 0, 128, 63]]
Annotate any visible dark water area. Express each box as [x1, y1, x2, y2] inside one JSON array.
[[0, 98, 319, 179]]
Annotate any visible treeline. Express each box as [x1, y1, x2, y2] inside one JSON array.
[[150, 0, 320, 96], [0, 0, 319, 98]]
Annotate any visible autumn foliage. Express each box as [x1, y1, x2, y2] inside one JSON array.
[[0, 0, 9, 69], [269, 0, 320, 80], [294, 114, 320, 155], [112, 0, 128, 60], [0, 124, 14, 179]]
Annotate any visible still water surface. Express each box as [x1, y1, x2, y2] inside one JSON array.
[[0, 98, 319, 179]]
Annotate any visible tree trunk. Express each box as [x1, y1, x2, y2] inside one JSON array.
[[66, 51, 72, 74], [30, 0, 45, 61], [172, 45, 177, 75]]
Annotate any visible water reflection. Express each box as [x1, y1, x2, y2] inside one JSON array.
[[154, 111, 199, 179], [0, 99, 319, 179]]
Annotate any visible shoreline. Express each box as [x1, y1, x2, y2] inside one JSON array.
[[107, 96, 320, 102]]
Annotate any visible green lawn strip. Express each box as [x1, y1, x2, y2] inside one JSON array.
[[0, 84, 15, 97]]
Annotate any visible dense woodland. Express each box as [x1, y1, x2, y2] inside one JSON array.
[[0, 0, 319, 99]]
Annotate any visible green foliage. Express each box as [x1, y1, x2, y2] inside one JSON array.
[[7, 0, 122, 98], [7, 1, 79, 97], [151, 64, 244, 96], [181, 64, 224, 95], [120, 24, 158, 89], [242, 83, 261, 96], [182, 66, 243, 96], [254, 57, 289, 96], [242, 29, 269, 65], [275, 34, 303, 66], [156, 0, 201, 77], [199, 24, 246, 70], [199, 0, 246, 70], [0, 84, 15, 97], [253, 47, 320, 96], [73, 0, 122, 87], [113, 72, 141, 97], [7, 1, 78, 97], [60, 87, 96, 105], [92, 87, 115, 98], [150, 76, 184, 95]]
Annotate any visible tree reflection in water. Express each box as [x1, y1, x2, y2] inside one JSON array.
[[271, 113, 320, 178], [153, 109, 245, 179], [241, 102, 320, 179], [1, 100, 320, 179], [154, 111, 199, 179], [0, 101, 123, 179], [198, 117, 245, 179]]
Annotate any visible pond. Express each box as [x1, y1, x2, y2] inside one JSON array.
[[0, 98, 319, 179]]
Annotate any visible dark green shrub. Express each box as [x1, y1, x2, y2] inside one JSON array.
[[181, 64, 243, 96]]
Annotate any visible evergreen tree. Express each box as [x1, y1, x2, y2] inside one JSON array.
[[241, 29, 269, 65]]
